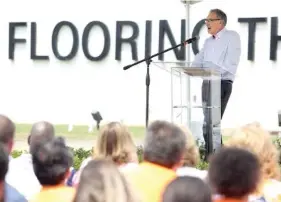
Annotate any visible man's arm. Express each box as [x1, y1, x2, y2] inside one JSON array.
[[220, 31, 241, 76]]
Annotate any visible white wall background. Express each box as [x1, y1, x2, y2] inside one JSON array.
[[0, 0, 280, 130]]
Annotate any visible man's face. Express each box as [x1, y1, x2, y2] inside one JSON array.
[[205, 12, 223, 35]]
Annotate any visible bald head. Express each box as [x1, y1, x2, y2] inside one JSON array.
[[0, 115, 15, 153], [29, 121, 55, 153]]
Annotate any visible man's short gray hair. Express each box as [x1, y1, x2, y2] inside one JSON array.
[[210, 9, 227, 26], [143, 120, 186, 169], [0, 115, 15, 145]]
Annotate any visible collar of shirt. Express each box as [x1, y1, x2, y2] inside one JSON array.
[[213, 28, 226, 39]]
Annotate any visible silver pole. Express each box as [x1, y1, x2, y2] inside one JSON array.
[[180, 70, 183, 123], [171, 67, 174, 122], [186, 2, 191, 129]]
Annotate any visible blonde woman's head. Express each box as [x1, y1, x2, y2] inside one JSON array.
[[225, 123, 280, 181], [73, 159, 139, 202], [179, 125, 200, 167], [93, 122, 137, 165]]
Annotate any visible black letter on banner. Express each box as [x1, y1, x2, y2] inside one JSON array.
[[82, 21, 110, 61], [191, 19, 205, 55], [115, 21, 139, 61], [158, 20, 186, 61], [238, 17, 267, 61], [270, 17, 281, 61], [30, 22, 49, 60], [52, 21, 79, 60], [145, 20, 152, 59], [9, 22, 27, 60]]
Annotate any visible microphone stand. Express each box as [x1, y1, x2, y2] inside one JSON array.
[[123, 37, 198, 128]]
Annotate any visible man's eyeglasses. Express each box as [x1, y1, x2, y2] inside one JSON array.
[[205, 18, 221, 23]]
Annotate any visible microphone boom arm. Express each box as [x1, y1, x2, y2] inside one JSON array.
[[123, 36, 199, 70], [122, 36, 199, 128]]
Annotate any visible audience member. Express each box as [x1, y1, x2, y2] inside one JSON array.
[[73, 122, 138, 185], [29, 136, 74, 202], [176, 126, 207, 179], [4, 117, 281, 202], [0, 142, 26, 201], [0, 115, 27, 201], [94, 122, 138, 168], [162, 176, 212, 202], [225, 123, 281, 201], [124, 120, 186, 202], [208, 147, 261, 202], [28, 121, 55, 154], [6, 121, 55, 200], [0, 114, 16, 156], [73, 159, 139, 202]]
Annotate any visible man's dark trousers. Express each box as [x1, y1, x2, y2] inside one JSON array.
[[202, 79, 233, 151]]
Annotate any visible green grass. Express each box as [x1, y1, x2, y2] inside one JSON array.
[[15, 123, 146, 141], [222, 135, 230, 142], [12, 123, 277, 151], [14, 123, 234, 142], [18, 123, 280, 143]]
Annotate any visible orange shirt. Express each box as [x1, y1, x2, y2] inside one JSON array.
[[29, 185, 75, 202], [124, 161, 177, 202], [214, 197, 246, 202]]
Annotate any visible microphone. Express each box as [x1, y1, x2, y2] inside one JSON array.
[[184, 36, 200, 45]]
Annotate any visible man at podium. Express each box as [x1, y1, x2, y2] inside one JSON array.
[[192, 9, 241, 152]]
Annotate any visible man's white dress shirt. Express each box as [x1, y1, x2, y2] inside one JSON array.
[[192, 28, 241, 81]]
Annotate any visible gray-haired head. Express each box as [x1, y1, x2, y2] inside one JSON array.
[[210, 9, 227, 26], [0, 115, 15, 154], [205, 9, 227, 36], [28, 121, 55, 154], [143, 120, 186, 169]]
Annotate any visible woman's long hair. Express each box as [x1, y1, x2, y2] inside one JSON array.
[[73, 159, 139, 202], [93, 122, 137, 165]]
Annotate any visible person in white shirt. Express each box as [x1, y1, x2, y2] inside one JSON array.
[[0, 115, 27, 201], [192, 9, 241, 153], [5, 121, 55, 200]]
